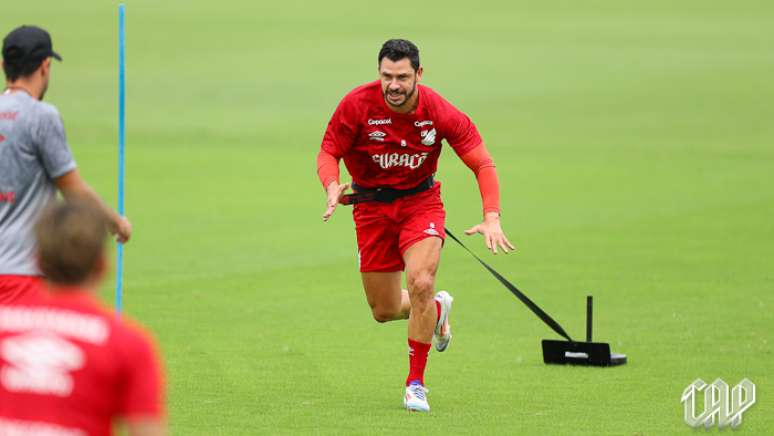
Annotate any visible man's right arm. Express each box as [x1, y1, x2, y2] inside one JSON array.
[[318, 96, 357, 221], [55, 170, 132, 243], [317, 148, 339, 189], [34, 106, 131, 242], [318, 149, 350, 222]]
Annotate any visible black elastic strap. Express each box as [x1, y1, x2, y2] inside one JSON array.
[[444, 228, 574, 342]]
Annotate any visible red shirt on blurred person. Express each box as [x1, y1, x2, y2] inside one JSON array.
[[0, 200, 164, 436]]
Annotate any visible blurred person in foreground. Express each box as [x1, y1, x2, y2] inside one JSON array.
[[0, 199, 164, 436], [0, 25, 131, 303]]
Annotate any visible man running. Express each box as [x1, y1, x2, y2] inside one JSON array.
[[0, 25, 131, 303], [0, 199, 165, 436], [316, 39, 514, 412]]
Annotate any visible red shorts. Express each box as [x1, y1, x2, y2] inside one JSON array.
[[0, 275, 44, 304], [353, 182, 446, 272]]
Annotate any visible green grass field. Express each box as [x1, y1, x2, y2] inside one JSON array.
[[5, 1, 774, 434]]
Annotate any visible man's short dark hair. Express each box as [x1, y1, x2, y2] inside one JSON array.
[[35, 199, 108, 285], [378, 39, 420, 71], [2, 58, 44, 82]]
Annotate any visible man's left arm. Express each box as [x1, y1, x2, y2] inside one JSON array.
[[459, 144, 515, 255], [118, 330, 166, 436], [437, 95, 515, 254]]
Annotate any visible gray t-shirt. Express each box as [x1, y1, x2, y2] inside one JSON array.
[[0, 90, 76, 275]]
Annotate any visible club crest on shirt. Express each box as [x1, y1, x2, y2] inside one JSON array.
[[420, 128, 436, 146]]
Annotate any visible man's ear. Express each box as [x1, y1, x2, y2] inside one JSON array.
[[40, 58, 52, 77]]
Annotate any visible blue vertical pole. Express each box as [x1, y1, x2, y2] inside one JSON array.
[[116, 4, 126, 314]]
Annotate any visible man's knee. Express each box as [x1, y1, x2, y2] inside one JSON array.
[[362, 271, 403, 323], [371, 308, 395, 323], [368, 299, 401, 323], [407, 270, 436, 301]]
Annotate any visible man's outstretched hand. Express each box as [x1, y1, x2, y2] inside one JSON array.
[[465, 212, 515, 254], [322, 181, 351, 222], [113, 216, 132, 243]]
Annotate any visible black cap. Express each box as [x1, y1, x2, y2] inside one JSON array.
[[2, 25, 62, 67]]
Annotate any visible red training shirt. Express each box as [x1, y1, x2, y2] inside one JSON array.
[[0, 290, 164, 436], [321, 81, 483, 190]]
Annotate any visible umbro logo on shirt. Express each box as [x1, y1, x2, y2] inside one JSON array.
[[368, 131, 386, 142], [0, 331, 85, 396]]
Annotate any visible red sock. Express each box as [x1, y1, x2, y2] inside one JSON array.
[[406, 339, 431, 386], [435, 300, 441, 323]]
